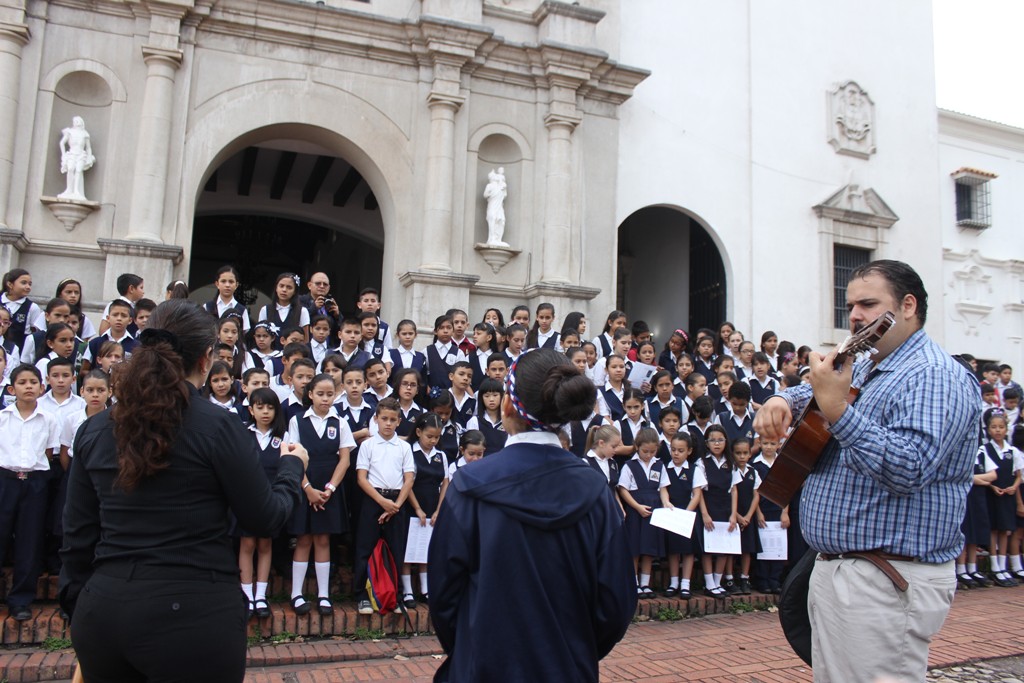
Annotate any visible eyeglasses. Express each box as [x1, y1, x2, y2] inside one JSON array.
[[400, 382, 419, 389], [706, 438, 726, 444]]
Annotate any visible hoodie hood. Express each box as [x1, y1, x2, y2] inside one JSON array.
[[452, 443, 608, 530]]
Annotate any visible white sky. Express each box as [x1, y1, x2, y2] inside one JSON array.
[[933, 0, 1024, 129]]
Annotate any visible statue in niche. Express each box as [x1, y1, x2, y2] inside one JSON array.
[[483, 167, 509, 247], [58, 116, 96, 201]]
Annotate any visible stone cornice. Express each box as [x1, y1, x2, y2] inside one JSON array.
[[0, 21, 30, 46], [97, 237, 184, 263]]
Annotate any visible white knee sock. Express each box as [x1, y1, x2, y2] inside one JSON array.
[[419, 571, 429, 595], [255, 581, 268, 602], [1010, 555, 1023, 572], [704, 573, 715, 589], [401, 574, 413, 595], [681, 578, 691, 590], [997, 555, 1008, 573], [669, 576, 680, 589], [640, 573, 651, 588], [955, 563, 965, 575], [314, 561, 331, 599], [291, 561, 307, 600], [713, 572, 722, 588], [966, 562, 977, 573], [242, 583, 254, 602]]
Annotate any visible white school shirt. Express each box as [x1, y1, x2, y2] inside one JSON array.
[[412, 442, 450, 481], [309, 339, 331, 365], [249, 424, 281, 451], [287, 407, 356, 448], [591, 333, 614, 358], [617, 455, 668, 491], [449, 387, 474, 413], [79, 314, 97, 340], [648, 395, 689, 425], [466, 413, 500, 432], [591, 356, 610, 388], [64, 407, 92, 457], [692, 456, 743, 492], [366, 385, 394, 402], [535, 328, 559, 349], [984, 440, 1024, 473], [595, 381, 625, 419], [38, 392, 86, 447], [209, 394, 238, 414], [258, 303, 310, 328], [0, 403, 61, 471], [973, 446, 1000, 474], [2, 294, 45, 333], [34, 352, 61, 381], [734, 463, 762, 490], [473, 348, 491, 377], [214, 297, 252, 331], [100, 296, 133, 322], [585, 449, 612, 481], [431, 341, 465, 367], [356, 432, 416, 490], [395, 346, 418, 369]]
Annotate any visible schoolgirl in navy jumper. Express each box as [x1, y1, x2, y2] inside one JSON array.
[[705, 355, 735, 403], [390, 368, 424, 438], [482, 307, 505, 329], [751, 437, 786, 594], [596, 353, 629, 423], [425, 314, 464, 391], [745, 352, 778, 410], [713, 322, 735, 359], [0, 307, 23, 381], [447, 361, 475, 429], [658, 329, 688, 380], [258, 273, 309, 345], [216, 314, 245, 379], [2, 269, 45, 351], [583, 424, 622, 498], [581, 341, 598, 381], [468, 323, 498, 392], [465, 377, 506, 456], [592, 309, 627, 359], [592, 327, 633, 387], [709, 370, 736, 416], [647, 370, 688, 427], [566, 346, 588, 374], [55, 278, 96, 340], [205, 265, 251, 332], [502, 323, 527, 365], [681, 371, 707, 420], [661, 432, 702, 598], [776, 351, 801, 382], [618, 427, 666, 599], [288, 373, 355, 616], [692, 335, 717, 383], [429, 390, 461, 462], [672, 353, 695, 399], [759, 330, 779, 371], [525, 303, 560, 350], [694, 425, 741, 598], [33, 323, 76, 385], [730, 437, 760, 595], [237, 388, 287, 618], [247, 321, 284, 376], [204, 360, 240, 414], [388, 319, 426, 386], [509, 305, 530, 328], [401, 412, 448, 607], [20, 298, 71, 365], [984, 411, 1023, 587], [956, 438, 998, 589], [612, 388, 649, 465], [444, 429, 486, 482], [720, 381, 756, 445], [307, 315, 333, 371], [634, 340, 657, 368], [654, 407, 683, 464], [358, 312, 389, 367], [734, 341, 756, 381]]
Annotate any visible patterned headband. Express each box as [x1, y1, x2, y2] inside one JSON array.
[[253, 321, 279, 336], [505, 357, 551, 432], [673, 329, 689, 344], [781, 352, 796, 364]]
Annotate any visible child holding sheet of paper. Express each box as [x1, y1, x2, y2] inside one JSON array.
[[659, 432, 702, 599]]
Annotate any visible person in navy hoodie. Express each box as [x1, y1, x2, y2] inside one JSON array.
[[428, 349, 636, 683]]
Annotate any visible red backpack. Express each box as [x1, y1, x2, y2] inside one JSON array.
[[366, 538, 399, 614]]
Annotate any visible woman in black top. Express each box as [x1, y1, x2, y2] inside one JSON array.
[[59, 300, 309, 683]]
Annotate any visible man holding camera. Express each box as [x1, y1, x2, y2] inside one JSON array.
[[300, 272, 340, 332]]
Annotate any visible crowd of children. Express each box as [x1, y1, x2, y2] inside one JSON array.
[[1, 266, 1022, 621]]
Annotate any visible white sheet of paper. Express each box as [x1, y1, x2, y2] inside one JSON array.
[[404, 518, 434, 564], [650, 507, 696, 538], [756, 521, 788, 560], [627, 361, 658, 389], [703, 522, 742, 555]]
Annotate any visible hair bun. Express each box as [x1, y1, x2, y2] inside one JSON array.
[[139, 328, 183, 355], [542, 365, 597, 425]]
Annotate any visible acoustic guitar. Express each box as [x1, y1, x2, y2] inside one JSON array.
[[758, 311, 895, 508]]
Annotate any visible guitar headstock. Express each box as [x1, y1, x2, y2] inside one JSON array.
[[836, 311, 895, 363]]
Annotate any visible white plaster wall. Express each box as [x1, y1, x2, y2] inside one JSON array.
[[616, 0, 943, 351], [938, 111, 1024, 369]]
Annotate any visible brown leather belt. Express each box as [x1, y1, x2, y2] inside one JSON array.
[[817, 550, 915, 592]]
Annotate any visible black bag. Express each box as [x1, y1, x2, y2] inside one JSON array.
[[778, 548, 816, 666]]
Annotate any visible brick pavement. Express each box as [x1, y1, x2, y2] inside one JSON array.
[[3, 585, 1023, 682]]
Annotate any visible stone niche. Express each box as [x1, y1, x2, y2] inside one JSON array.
[[47, 71, 112, 202], [474, 133, 524, 246]]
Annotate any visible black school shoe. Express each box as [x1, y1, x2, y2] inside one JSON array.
[[678, 588, 692, 600], [403, 593, 416, 609], [723, 579, 739, 596], [956, 573, 976, 590], [736, 578, 752, 595], [291, 596, 312, 616], [11, 606, 32, 621], [663, 586, 678, 598], [970, 572, 992, 587]]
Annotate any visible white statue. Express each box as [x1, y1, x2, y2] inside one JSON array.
[[483, 167, 509, 247], [58, 116, 96, 201]]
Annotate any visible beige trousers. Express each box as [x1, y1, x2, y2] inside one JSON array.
[[808, 556, 955, 683]]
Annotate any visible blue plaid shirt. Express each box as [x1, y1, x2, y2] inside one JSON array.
[[779, 329, 980, 563]]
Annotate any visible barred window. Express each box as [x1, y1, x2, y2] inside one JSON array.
[[833, 245, 872, 329], [952, 168, 995, 229]]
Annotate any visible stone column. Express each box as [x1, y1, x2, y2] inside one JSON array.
[[540, 113, 579, 284], [125, 46, 181, 243], [419, 92, 463, 272], [0, 21, 30, 230]]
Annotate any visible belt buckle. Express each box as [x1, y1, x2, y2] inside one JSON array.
[[16, 471, 28, 480]]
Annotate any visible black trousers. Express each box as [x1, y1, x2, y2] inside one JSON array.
[[0, 474, 49, 609], [70, 572, 248, 683], [351, 492, 409, 595]]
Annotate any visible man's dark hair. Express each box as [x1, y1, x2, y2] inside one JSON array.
[[116, 273, 143, 295], [848, 259, 928, 326]]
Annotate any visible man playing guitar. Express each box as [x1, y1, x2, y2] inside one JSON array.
[[755, 260, 980, 683]]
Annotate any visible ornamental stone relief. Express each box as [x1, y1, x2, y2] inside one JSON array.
[[827, 81, 876, 159]]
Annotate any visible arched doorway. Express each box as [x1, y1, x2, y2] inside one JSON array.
[[190, 139, 384, 316], [616, 206, 727, 340]]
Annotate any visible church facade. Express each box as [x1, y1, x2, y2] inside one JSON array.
[[0, 0, 1019, 366]]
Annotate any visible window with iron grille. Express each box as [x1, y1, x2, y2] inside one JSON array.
[[833, 245, 872, 329], [952, 168, 995, 229]]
